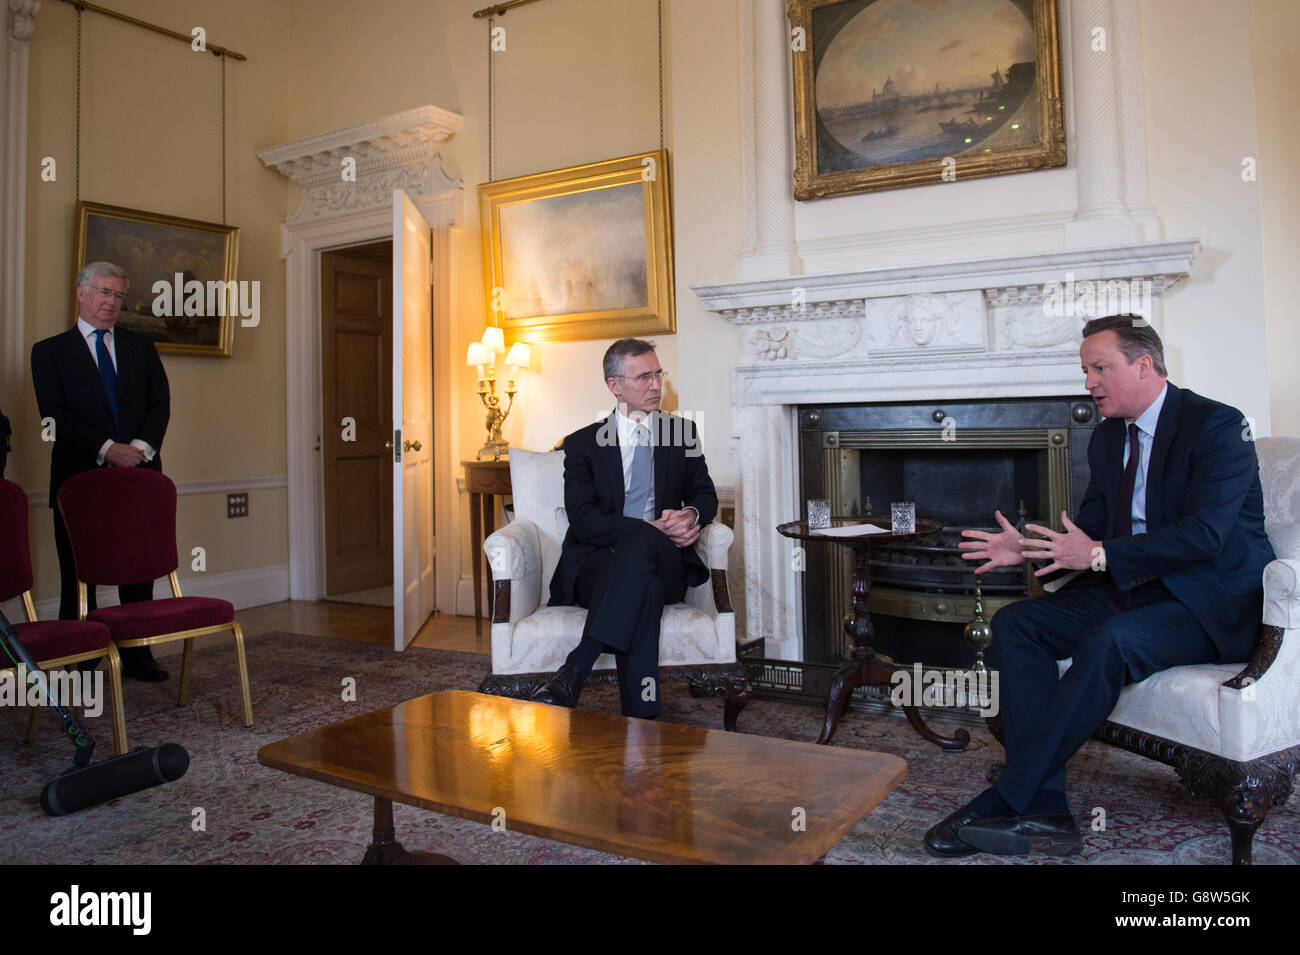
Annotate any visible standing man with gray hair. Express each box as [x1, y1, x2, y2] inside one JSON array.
[[533, 338, 718, 719], [31, 261, 172, 681]]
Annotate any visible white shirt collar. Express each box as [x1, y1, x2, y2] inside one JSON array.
[[1132, 382, 1168, 438], [614, 407, 654, 446], [76, 317, 111, 339]]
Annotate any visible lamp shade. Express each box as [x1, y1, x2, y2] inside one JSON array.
[[505, 343, 530, 368], [481, 326, 506, 355], [466, 341, 490, 366]]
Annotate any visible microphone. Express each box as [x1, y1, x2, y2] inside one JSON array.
[[41, 743, 190, 816], [2, 609, 190, 815]]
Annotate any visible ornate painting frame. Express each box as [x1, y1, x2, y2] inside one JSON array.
[[73, 200, 240, 357], [789, 0, 1066, 199], [477, 150, 675, 342]]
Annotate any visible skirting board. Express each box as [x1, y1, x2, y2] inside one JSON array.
[[1, 563, 290, 624]]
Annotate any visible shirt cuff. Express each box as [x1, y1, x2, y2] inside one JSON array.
[[130, 439, 156, 462], [685, 506, 699, 527], [96, 439, 113, 466]]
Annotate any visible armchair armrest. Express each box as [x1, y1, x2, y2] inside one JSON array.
[[483, 520, 543, 630], [1221, 558, 1300, 689], [1262, 558, 1300, 630], [686, 522, 734, 617]]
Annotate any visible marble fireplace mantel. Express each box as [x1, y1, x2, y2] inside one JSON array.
[[691, 238, 1202, 658]]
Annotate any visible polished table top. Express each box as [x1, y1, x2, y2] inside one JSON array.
[[258, 690, 907, 865]]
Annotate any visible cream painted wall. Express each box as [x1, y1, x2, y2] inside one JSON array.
[[19, 0, 291, 607], [1250, 0, 1300, 437], [1139, 0, 1272, 432]]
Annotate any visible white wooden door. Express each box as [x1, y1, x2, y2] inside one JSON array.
[[392, 190, 436, 649]]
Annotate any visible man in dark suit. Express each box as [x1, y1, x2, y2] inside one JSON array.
[[532, 338, 718, 719], [926, 315, 1274, 856], [31, 261, 171, 681]]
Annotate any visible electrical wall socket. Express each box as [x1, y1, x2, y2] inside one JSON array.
[[227, 493, 249, 518]]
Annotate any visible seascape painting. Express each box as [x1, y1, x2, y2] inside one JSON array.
[[790, 0, 1065, 198], [498, 184, 648, 320], [74, 201, 240, 356], [478, 150, 675, 342]]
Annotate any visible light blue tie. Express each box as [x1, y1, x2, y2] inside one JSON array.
[[623, 424, 652, 519]]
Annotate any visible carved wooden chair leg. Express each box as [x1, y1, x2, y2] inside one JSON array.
[[723, 684, 753, 732], [1219, 791, 1265, 866]]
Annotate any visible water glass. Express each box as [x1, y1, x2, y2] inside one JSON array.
[[807, 498, 831, 530], [891, 501, 916, 535]]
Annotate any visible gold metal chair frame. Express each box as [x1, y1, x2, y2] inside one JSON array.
[[77, 570, 254, 729], [8, 589, 128, 755]]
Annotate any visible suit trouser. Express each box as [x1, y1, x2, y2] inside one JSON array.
[[53, 506, 155, 663], [988, 580, 1247, 813], [572, 522, 686, 718]]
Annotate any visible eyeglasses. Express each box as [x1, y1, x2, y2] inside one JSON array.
[[616, 370, 668, 386], [89, 286, 126, 301]]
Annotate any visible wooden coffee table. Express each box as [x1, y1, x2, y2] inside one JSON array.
[[258, 690, 907, 865]]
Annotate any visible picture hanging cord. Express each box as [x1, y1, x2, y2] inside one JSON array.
[[488, 0, 670, 184], [221, 54, 227, 224], [74, 4, 81, 203]]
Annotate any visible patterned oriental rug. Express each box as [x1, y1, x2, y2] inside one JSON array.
[[1, 632, 1296, 865]]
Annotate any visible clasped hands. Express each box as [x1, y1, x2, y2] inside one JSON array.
[[959, 509, 1101, 577], [105, 442, 146, 467], [649, 508, 699, 549]]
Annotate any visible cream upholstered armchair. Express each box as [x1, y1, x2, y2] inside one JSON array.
[[477, 448, 751, 728], [1060, 435, 1300, 865]]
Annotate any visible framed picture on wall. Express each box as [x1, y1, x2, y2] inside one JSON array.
[[477, 150, 675, 342], [789, 0, 1066, 199], [73, 200, 241, 357]]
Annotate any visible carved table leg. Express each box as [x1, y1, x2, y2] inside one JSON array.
[[815, 543, 969, 750], [361, 797, 459, 865]]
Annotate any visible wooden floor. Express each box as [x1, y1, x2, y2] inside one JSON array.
[[147, 601, 486, 660]]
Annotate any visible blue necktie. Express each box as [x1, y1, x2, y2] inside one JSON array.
[[94, 329, 120, 428], [623, 424, 652, 519]]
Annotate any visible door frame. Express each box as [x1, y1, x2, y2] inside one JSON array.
[[280, 173, 461, 614]]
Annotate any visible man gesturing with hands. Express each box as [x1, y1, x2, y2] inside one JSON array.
[[534, 339, 717, 720], [925, 316, 1274, 858]]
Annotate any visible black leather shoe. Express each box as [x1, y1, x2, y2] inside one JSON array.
[[924, 803, 985, 857], [122, 657, 169, 683], [958, 813, 1082, 856], [531, 664, 582, 708]]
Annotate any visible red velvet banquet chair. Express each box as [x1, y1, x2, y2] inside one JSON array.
[[57, 468, 253, 728], [0, 479, 127, 754]]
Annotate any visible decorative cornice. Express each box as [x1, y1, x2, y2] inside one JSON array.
[[257, 105, 463, 222], [257, 105, 463, 185], [694, 239, 1203, 322], [8, 0, 39, 42]]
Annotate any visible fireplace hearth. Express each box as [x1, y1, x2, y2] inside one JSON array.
[[799, 396, 1099, 667]]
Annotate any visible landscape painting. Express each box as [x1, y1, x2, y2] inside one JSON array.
[[73, 201, 240, 356], [790, 0, 1065, 198], [478, 151, 675, 342]]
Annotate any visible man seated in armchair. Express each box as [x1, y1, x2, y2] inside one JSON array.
[[532, 338, 717, 720], [926, 315, 1275, 857]]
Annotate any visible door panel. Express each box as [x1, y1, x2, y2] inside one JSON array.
[[393, 191, 437, 649], [321, 251, 392, 596]]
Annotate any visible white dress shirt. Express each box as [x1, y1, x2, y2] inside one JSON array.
[[613, 408, 698, 526], [1122, 382, 1168, 535], [76, 317, 156, 466]]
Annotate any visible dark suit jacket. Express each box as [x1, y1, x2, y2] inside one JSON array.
[[1071, 382, 1273, 654], [549, 411, 718, 607], [31, 325, 170, 505]]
